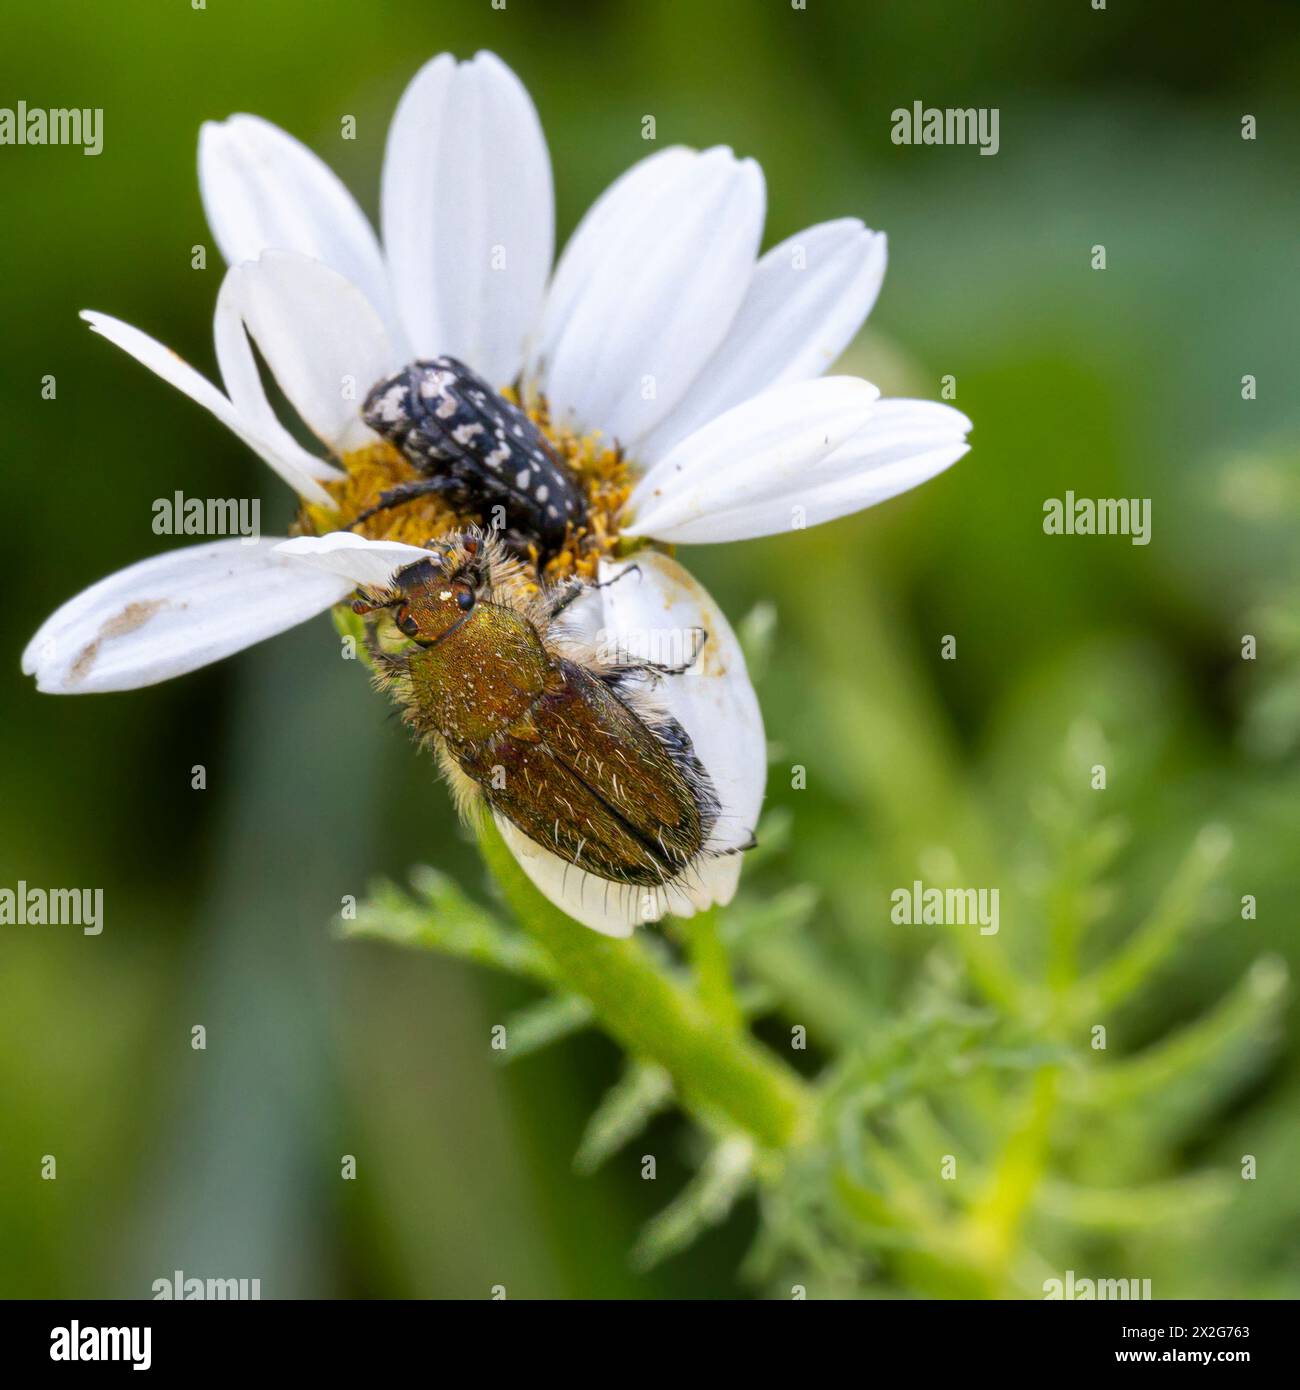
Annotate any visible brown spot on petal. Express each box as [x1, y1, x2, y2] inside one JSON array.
[[101, 599, 167, 638], [69, 642, 100, 684], [68, 599, 169, 685]]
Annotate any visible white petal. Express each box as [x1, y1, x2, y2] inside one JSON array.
[[212, 266, 342, 490], [275, 532, 432, 588], [494, 818, 639, 938], [534, 146, 765, 446], [501, 553, 765, 934], [381, 51, 553, 387], [198, 113, 395, 338], [638, 219, 887, 460], [626, 376, 880, 539], [532, 147, 693, 369], [236, 251, 398, 455], [81, 310, 337, 508], [598, 553, 765, 876], [636, 399, 971, 544], [22, 540, 352, 694]]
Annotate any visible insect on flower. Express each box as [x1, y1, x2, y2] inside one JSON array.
[[25, 47, 972, 932], [351, 357, 589, 558], [351, 528, 730, 893]]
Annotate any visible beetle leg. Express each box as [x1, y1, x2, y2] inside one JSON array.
[[715, 831, 759, 856], [547, 564, 642, 620], [343, 476, 465, 532], [597, 625, 707, 682]]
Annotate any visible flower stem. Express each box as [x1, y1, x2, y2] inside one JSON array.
[[478, 819, 813, 1151], [681, 907, 744, 1033]]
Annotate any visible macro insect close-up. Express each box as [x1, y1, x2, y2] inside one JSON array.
[[354, 357, 589, 557], [345, 528, 726, 909], [3, 0, 1298, 1339]]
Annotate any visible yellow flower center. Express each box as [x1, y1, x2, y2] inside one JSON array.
[[300, 391, 633, 584]]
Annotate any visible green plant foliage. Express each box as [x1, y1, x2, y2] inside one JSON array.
[[358, 594, 1292, 1298], [5, 0, 1298, 1302]]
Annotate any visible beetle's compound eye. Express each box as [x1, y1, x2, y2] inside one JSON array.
[[396, 605, 420, 637], [452, 581, 475, 612], [461, 535, 480, 558]]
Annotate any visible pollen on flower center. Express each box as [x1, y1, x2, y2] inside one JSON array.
[[301, 389, 633, 584]]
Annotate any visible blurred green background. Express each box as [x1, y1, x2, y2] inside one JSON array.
[[2, 0, 1298, 1298]]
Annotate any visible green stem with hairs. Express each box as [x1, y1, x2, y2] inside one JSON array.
[[681, 907, 745, 1032], [478, 819, 813, 1151]]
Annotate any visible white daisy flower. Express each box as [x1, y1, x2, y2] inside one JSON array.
[[21, 50, 970, 936]]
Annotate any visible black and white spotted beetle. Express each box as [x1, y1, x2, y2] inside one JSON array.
[[350, 357, 587, 558]]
